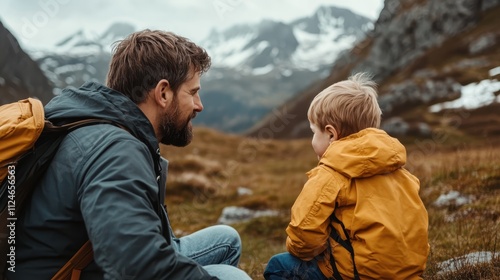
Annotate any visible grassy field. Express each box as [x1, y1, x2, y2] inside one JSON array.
[[162, 127, 500, 279]]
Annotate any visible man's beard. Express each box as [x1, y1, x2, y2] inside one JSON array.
[[159, 102, 194, 147]]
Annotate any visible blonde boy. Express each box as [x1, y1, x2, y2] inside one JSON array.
[[264, 73, 429, 280]]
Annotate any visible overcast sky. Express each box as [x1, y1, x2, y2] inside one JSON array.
[[0, 0, 384, 51]]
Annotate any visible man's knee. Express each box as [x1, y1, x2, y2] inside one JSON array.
[[204, 264, 252, 280], [209, 225, 242, 266], [214, 225, 241, 247]]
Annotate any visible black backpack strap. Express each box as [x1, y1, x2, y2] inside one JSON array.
[[326, 238, 345, 280], [329, 204, 360, 280]]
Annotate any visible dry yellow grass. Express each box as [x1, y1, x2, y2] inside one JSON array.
[[161, 127, 500, 279]]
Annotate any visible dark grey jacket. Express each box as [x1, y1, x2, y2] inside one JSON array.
[[7, 83, 216, 279]]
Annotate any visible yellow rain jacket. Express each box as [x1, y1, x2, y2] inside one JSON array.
[[286, 128, 429, 279]]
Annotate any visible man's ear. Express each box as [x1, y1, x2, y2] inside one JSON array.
[[153, 79, 172, 108], [325, 124, 338, 142]]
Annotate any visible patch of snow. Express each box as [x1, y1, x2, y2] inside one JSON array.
[[204, 71, 224, 80], [437, 251, 499, 275], [54, 64, 86, 75], [433, 190, 472, 207], [53, 29, 103, 56], [363, 22, 374, 32], [489, 66, 500, 77], [204, 33, 258, 68], [53, 88, 63, 96], [99, 32, 128, 52], [444, 208, 475, 223], [252, 64, 274, 75], [270, 48, 279, 57], [43, 71, 61, 85], [217, 206, 279, 225], [429, 79, 500, 112], [291, 24, 357, 71], [27, 49, 49, 60], [40, 58, 59, 70], [65, 76, 75, 85], [237, 187, 253, 196], [281, 69, 293, 77], [229, 40, 269, 69]]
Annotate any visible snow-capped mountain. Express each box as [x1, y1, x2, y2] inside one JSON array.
[[29, 6, 372, 132], [202, 6, 372, 74], [33, 22, 135, 93], [197, 6, 372, 132], [53, 22, 135, 56]]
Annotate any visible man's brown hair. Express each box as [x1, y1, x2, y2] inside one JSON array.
[[106, 30, 211, 103]]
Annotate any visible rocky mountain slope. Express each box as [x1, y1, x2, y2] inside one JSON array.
[[0, 21, 53, 105], [247, 0, 500, 141]]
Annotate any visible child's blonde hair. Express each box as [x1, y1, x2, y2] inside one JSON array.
[[307, 72, 382, 139]]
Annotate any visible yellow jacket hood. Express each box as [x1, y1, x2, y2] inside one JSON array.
[[321, 128, 406, 179]]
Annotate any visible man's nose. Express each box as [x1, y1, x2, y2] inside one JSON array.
[[194, 94, 203, 112]]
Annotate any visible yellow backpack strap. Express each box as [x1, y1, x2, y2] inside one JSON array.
[[51, 241, 93, 280]]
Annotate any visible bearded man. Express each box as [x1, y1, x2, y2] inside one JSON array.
[[7, 30, 250, 280]]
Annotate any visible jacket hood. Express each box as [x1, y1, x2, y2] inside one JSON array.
[[44, 82, 159, 155], [320, 128, 406, 179]]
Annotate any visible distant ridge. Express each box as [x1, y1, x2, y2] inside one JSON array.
[[0, 21, 53, 105]]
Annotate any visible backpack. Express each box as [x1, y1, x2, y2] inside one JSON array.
[[0, 98, 118, 279]]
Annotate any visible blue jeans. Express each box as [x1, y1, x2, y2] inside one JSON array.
[[172, 225, 251, 280], [264, 252, 327, 280]]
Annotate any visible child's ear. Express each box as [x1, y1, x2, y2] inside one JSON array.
[[325, 125, 338, 142]]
